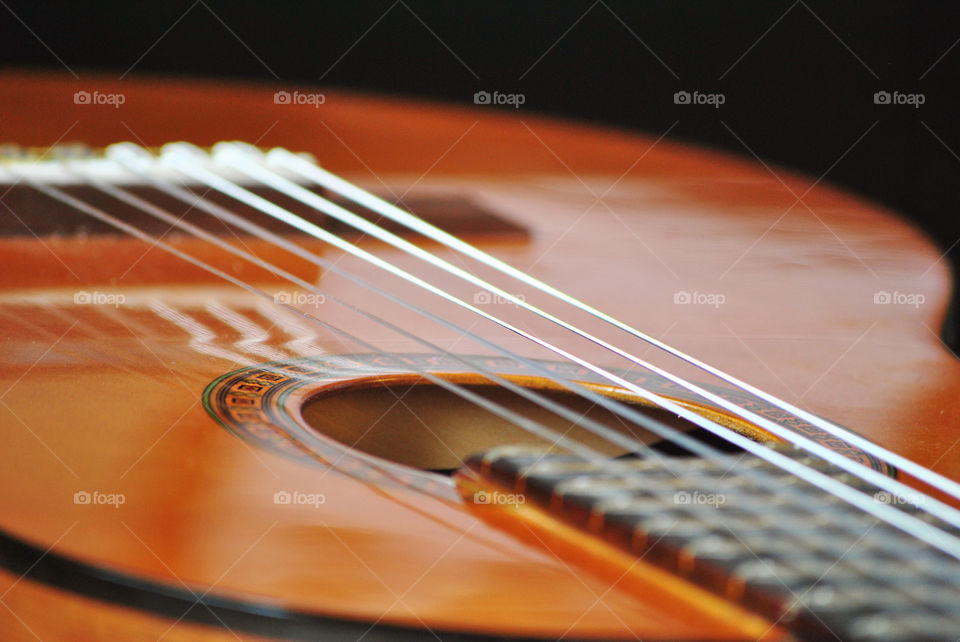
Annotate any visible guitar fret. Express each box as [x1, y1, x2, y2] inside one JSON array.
[[467, 446, 960, 640]]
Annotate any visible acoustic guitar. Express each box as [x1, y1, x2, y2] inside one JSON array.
[[1, 71, 959, 641]]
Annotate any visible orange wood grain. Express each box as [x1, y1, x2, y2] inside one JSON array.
[[0, 70, 956, 639]]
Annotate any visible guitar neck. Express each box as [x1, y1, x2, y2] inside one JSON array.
[[463, 446, 960, 640]]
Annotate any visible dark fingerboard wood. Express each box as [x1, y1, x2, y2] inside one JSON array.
[[465, 446, 960, 641]]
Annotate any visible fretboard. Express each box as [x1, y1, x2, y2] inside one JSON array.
[[466, 445, 960, 641]]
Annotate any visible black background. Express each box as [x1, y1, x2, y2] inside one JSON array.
[[3, 1, 960, 346]]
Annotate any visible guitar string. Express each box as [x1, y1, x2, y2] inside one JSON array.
[[99, 150, 914, 552], [8, 162, 808, 534], [151, 143, 960, 534], [0, 163, 630, 488], [14, 157, 960, 561], [109, 145, 960, 552], [15, 160, 960, 567], [261, 143, 960, 505], [218, 142, 960, 512], [102, 148, 727, 464], [58, 159, 686, 468]]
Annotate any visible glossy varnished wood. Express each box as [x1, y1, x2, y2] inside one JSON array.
[[0, 71, 957, 640]]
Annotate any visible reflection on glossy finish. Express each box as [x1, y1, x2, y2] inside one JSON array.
[[0, 72, 957, 640]]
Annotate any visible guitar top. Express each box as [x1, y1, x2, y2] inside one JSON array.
[[0, 71, 959, 641]]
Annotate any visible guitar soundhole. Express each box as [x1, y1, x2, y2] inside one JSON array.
[[300, 379, 745, 475]]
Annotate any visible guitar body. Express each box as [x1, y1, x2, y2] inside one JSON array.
[[0, 71, 958, 640]]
